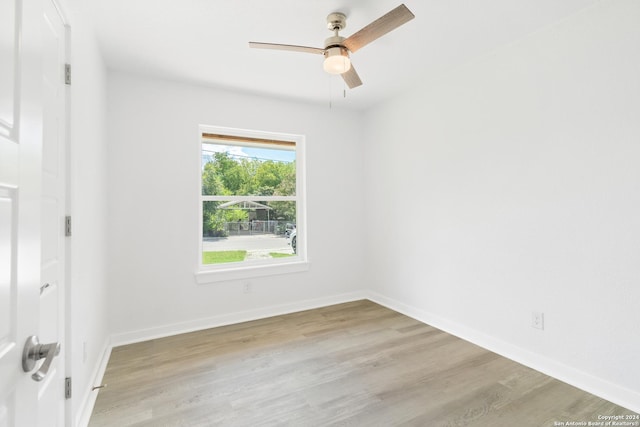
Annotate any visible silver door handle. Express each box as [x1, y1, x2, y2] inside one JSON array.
[[22, 336, 61, 382]]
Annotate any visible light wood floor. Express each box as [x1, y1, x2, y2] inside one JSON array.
[[89, 300, 636, 426]]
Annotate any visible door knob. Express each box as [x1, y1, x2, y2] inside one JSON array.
[[22, 336, 61, 382]]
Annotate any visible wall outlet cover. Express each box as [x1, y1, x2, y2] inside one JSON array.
[[532, 312, 544, 330]]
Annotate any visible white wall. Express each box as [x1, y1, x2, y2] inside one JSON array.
[[364, 0, 640, 412], [60, 1, 111, 425], [106, 72, 366, 341]]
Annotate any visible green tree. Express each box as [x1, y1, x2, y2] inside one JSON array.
[[201, 162, 227, 196], [203, 203, 248, 237], [210, 152, 248, 194], [253, 161, 290, 196], [269, 161, 296, 221]]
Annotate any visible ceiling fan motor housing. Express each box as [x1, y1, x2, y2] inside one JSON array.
[[324, 35, 346, 50]]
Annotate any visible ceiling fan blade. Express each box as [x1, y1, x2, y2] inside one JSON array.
[[343, 4, 415, 53], [249, 42, 325, 55], [342, 65, 363, 89]]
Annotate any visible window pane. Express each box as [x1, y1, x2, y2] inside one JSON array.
[[202, 201, 297, 265], [201, 143, 296, 196]]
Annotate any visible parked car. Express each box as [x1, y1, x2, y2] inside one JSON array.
[[285, 223, 296, 237], [288, 229, 297, 254]]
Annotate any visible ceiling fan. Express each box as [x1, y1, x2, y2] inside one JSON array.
[[249, 4, 415, 89]]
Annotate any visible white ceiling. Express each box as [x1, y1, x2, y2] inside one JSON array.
[[87, 0, 599, 110]]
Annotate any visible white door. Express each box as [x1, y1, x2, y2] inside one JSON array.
[[0, 0, 67, 425]]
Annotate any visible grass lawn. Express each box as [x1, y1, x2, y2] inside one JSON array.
[[203, 250, 246, 264], [269, 252, 295, 258]]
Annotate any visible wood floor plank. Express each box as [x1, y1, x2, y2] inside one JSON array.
[[89, 300, 637, 426]]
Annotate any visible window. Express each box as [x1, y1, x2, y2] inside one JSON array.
[[196, 126, 307, 283]]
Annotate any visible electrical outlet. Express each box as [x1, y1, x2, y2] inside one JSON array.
[[243, 281, 252, 293], [532, 312, 544, 330]]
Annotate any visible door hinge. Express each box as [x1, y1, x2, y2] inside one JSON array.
[[65, 63, 71, 85], [65, 377, 72, 399], [65, 215, 72, 236]]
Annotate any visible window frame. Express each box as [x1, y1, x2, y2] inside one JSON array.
[[195, 125, 308, 284]]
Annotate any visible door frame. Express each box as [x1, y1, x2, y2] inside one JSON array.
[[49, 0, 72, 425]]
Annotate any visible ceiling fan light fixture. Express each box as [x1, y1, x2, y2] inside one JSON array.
[[323, 47, 351, 75]]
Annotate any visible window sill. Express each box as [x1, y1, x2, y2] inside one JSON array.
[[195, 260, 310, 284]]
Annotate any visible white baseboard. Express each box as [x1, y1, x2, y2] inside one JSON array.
[[366, 291, 640, 415], [75, 338, 113, 427], [110, 291, 369, 347]]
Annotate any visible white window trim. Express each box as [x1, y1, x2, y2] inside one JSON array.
[[195, 260, 310, 284], [195, 125, 308, 284]]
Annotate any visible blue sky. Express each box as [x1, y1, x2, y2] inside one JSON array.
[[202, 143, 295, 164]]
